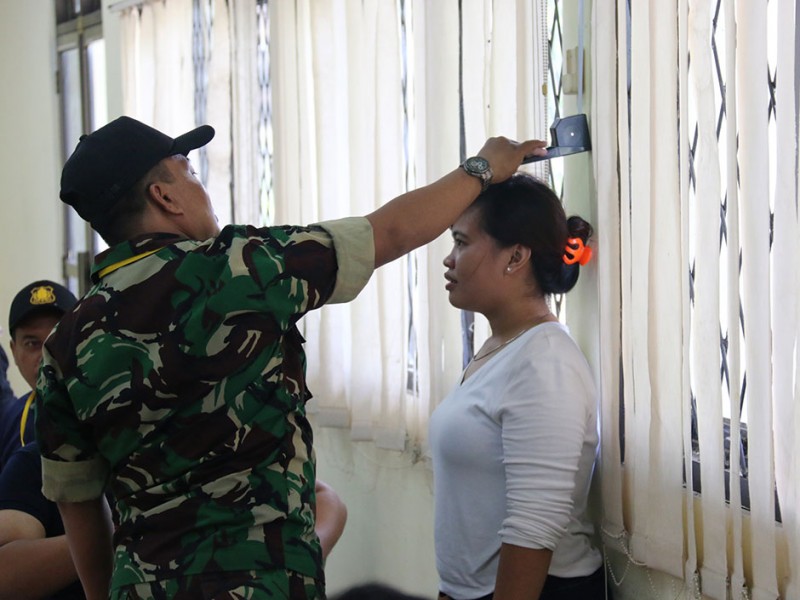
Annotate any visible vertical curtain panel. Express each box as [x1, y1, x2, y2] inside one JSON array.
[[120, 0, 232, 225], [268, 0, 410, 450], [594, 0, 799, 598]]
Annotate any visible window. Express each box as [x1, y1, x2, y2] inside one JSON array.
[[685, 0, 782, 520], [598, 1, 798, 596], [56, 0, 106, 295]]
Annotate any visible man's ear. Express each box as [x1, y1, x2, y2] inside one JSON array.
[[147, 181, 183, 216], [9, 337, 20, 366]]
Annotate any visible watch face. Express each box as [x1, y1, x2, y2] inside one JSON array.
[[465, 156, 490, 173]]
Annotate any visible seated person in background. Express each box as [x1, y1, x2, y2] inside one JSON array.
[[0, 280, 83, 598], [0, 280, 77, 472], [315, 479, 348, 561], [332, 583, 428, 600], [0, 439, 87, 599], [0, 345, 15, 422]]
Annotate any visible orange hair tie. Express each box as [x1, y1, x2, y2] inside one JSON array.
[[563, 237, 592, 266]]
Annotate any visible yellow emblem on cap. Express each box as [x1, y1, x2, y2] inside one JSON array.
[[29, 286, 57, 306]]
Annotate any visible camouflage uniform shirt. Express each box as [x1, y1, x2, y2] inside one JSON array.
[[35, 218, 374, 592]]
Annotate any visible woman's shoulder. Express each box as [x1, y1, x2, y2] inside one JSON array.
[[517, 322, 594, 384], [524, 321, 583, 355]]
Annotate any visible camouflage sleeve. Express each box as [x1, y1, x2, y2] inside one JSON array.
[[41, 454, 109, 502], [314, 217, 374, 304], [36, 347, 110, 503]]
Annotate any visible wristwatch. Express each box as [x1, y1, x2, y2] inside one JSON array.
[[460, 156, 493, 192]]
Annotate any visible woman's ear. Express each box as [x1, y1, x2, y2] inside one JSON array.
[[506, 244, 532, 273]]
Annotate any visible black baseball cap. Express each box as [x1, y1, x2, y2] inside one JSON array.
[[9, 280, 78, 336], [60, 116, 215, 230]]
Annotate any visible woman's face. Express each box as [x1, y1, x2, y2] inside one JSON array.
[[443, 207, 509, 312]]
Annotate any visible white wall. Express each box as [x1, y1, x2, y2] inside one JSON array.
[[0, 4, 63, 395], [315, 426, 439, 597]]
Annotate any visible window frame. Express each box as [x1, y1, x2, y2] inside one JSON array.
[[56, 7, 105, 296]]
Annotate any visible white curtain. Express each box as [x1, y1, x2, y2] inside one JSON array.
[[594, 1, 799, 598], [272, 0, 550, 450], [228, 0, 261, 226], [119, 0, 233, 226], [268, 0, 410, 450], [119, 0, 194, 132], [412, 0, 549, 448]]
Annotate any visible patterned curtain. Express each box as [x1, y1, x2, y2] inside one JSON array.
[[594, 1, 800, 598]]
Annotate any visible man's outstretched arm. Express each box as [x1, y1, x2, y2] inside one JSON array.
[[366, 137, 547, 267]]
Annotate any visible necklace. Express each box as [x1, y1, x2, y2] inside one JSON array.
[[472, 325, 536, 362], [461, 324, 540, 385]]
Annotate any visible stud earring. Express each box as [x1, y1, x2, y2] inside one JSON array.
[[506, 266, 512, 272]]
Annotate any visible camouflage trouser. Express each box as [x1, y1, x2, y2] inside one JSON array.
[[112, 569, 325, 600]]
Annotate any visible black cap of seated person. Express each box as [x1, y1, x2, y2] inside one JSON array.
[[9, 280, 78, 338], [59, 116, 215, 232]]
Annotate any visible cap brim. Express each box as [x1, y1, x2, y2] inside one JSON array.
[[172, 124, 215, 156]]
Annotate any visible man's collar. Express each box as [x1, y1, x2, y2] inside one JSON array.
[[91, 232, 187, 283]]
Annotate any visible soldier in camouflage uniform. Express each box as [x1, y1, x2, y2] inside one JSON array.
[[35, 116, 545, 599]]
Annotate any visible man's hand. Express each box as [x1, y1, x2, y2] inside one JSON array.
[[476, 137, 548, 183]]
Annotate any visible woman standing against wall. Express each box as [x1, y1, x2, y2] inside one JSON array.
[[430, 173, 606, 600]]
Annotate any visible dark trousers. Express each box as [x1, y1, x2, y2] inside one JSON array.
[[439, 565, 611, 600]]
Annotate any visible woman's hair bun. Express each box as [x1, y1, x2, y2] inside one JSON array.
[[567, 215, 594, 243]]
